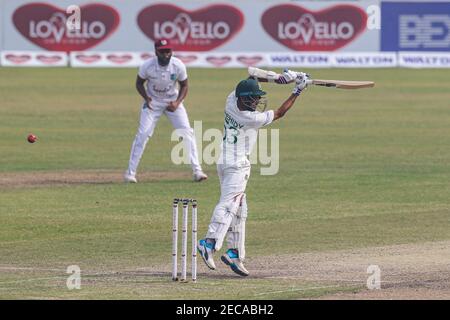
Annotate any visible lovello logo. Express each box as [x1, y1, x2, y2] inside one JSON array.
[[137, 4, 244, 51], [237, 56, 264, 67], [36, 54, 63, 64], [206, 56, 232, 67], [106, 54, 133, 64], [5, 54, 32, 64], [75, 54, 102, 64], [261, 4, 367, 51], [13, 3, 120, 52], [140, 53, 154, 61], [174, 54, 198, 64]]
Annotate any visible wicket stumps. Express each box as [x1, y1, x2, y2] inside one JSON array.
[[172, 198, 197, 282]]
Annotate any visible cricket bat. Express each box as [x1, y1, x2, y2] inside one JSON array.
[[248, 67, 375, 89], [306, 79, 375, 89]]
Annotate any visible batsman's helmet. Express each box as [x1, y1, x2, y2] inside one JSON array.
[[235, 79, 267, 112], [235, 79, 266, 98]]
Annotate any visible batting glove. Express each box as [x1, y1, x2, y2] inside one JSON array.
[[295, 72, 310, 83], [292, 73, 309, 96], [276, 69, 298, 84]]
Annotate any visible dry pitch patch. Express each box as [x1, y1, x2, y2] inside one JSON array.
[[0, 170, 191, 189], [249, 240, 450, 299], [165, 240, 449, 299], [1, 240, 448, 299]]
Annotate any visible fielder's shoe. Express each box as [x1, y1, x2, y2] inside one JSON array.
[[221, 249, 249, 277], [193, 170, 208, 182], [197, 239, 216, 270], [124, 172, 137, 183]]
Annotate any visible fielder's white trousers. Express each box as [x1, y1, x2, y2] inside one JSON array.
[[127, 101, 202, 176], [206, 160, 251, 259]]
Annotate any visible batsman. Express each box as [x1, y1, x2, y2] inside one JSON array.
[[198, 69, 309, 276]]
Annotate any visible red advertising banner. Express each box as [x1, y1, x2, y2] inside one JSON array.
[[261, 4, 367, 51], [137, 3, 244, 51], [12, 3, 120, 52], [2, 0, 380, 53]]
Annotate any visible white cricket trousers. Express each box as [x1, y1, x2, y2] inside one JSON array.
[[127, 101, 202, 176], [206, 160, 251, 259]]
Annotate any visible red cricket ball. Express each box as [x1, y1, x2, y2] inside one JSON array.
[[27, 134, 37, 143]]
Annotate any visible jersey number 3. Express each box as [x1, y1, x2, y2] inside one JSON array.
[[223, 124, 239, 144]]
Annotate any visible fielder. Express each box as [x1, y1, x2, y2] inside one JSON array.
[[197, 71, 309, 276], [124, 39, 207, 183]]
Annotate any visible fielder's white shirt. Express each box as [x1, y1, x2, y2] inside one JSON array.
[[138, 57, 187, 103], [220, 91, 274, 166]]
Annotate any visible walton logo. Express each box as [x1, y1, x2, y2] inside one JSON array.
[[138, 4, 244, 51], [13, 3, 120, 52], [262, 4, 367, 51]]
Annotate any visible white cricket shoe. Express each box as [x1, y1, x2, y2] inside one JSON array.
[[193, 171, 208, 182], [221, 249, 249, 277], [124, 172, 137, 183], [197, 239, 216, 270]]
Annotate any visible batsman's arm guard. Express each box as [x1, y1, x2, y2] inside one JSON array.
[[248, 67, 280, 83], [248, 67, 298, 85]]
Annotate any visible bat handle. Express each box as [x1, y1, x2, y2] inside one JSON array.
[[306, 79, 313, 85]]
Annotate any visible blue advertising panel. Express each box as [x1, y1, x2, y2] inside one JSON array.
[[381, 2, 450, 51]]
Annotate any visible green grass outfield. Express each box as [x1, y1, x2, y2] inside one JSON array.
[[0, 67, 449, 299]]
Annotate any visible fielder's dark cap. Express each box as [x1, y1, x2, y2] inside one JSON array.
[[154, 39, 172, 50]]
